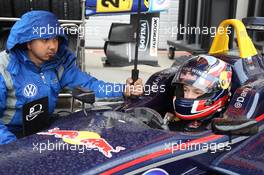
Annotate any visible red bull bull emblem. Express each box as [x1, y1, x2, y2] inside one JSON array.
[[38, 128, 125, 158]]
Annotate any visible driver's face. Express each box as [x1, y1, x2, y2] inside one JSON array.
[[183, 84, 205, 99]]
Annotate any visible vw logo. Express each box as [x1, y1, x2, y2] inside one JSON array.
[[23, 84, 38, 98]]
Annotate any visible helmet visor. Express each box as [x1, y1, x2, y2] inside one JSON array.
[[172, 67, 219, 93]]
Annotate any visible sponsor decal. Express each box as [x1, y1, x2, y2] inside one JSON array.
[[191, 100, 222, 114], [144, 0, 149, 7], [139, 20, 149, 51], [38, 128, 125, 158], [234, 87, 251, 109], [97, 0, 133, 12], [25, 104, 44, 121], [219, 71, 232, 89], [150, 17, 159, 56], [142, 168, 169, 175], [23, 84, 38, 98]]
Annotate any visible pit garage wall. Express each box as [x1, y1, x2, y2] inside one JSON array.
[[85, 14, 130, 48], [85, 0, 179, 49], [84, 0, 248, 49], [235, 0, 249, 20], [158, 0, 179, 49]]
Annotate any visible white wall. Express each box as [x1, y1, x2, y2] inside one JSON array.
[[85, 0, 179, 49], [158, 0, 179, 49], [85, 15, 130, 48], [236, 0, 249, 20]]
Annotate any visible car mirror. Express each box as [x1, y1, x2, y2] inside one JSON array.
[[72, 87, 95, 105], [211, 118, 258, 136]]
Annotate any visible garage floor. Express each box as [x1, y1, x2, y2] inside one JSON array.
[[84, 49, 188, 83]]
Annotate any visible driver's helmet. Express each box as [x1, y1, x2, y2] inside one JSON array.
[[171, 55, 232, 120]]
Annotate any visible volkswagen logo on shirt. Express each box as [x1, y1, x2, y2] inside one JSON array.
[[23, 84, 38, 98]]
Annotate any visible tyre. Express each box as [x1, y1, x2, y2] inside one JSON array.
[[168, 47, 175, 60], [0, 30, 10, 52], [51, 0, 81, 20], [67, 34, 78, 53], [68, 0, 81, 20], [13, 0, 30, 17], [13, 0, 50, 17], [0, 0, 13, 17], [0, 22, 15, 28], [31, 0, 50, 11]]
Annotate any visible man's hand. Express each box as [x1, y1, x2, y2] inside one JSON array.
[[124, 78, 144, 97]]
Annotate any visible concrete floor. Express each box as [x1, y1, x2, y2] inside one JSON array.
[[83, 49, 181, 84]]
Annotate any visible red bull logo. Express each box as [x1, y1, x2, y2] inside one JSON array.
[[38, 128, 125, 158]]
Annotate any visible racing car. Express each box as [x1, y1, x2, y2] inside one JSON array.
[[0, 19, 263, 175]]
